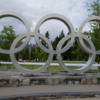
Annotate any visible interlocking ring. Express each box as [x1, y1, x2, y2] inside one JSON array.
[[34, 14, 75, 54], [0, 12, 100, 74], [10, 33, 54, 74], [0, 12, 31, 54]]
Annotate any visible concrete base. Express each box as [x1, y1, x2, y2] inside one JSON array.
[[0, 72, 100, 87]]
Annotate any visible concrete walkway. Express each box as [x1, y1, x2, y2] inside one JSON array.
[[55, 98, 100, 100], [0, 70, 100, 100], [0, 85, 100, 96]]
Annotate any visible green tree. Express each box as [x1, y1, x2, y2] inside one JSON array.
[[45, 31, 50, 39], [52, 30, 65, 60], [72, 0, 100, 62], [59, 30, 65, 39], [34, 46, 40, 61], [33, 31, 50, 61], [40, 31, 50, 61], [0, 26, 16, 49], [88, 0, 100, 16], [0, 26, 17, 61], [87, 0, 100, 63]]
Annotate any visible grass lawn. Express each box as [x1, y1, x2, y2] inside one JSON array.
[[0, 64, 63, 72], [0, 62, 99, 73]]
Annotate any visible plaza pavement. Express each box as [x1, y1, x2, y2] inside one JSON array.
[[0, 70, 100, 100], [0, 85, 100, 96]]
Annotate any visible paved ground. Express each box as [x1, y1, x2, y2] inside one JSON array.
[[0, 70, 100, 100], [0, 85, 100, 96], [54, 98, 100, 100], [0, 70, 21, 76]]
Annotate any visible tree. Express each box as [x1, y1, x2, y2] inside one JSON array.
[[40, 31, 50, 60], [0, 26, 16, 49], [0, 26, 17, 61], [71, 0, 100, 62], [87, 0, 100, 63], [88, 0, 100, 16], [51, 30, 65, 60], [45, 31, 50, 39], [59, 30, 65, 39], [0, 26, 30, 61], [33, 31, 50, 61]]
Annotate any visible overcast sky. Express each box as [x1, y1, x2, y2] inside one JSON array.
[[0, 0, 95, 41]]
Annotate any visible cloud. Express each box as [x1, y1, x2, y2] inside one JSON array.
[[0, 0, 95, 40]]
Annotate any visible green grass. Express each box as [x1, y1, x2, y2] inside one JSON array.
[[0, 64, 16, 69], [63, 61, 86, 64], [0, 62, 99, 73], [0, 64, 63, 72], [88, 69, 99, 73]]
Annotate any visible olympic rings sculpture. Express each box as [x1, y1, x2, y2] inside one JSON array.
[[0, 12, 100, 74]]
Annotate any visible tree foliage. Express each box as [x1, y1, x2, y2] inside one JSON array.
[[87, 0, 100, 63], [0, 26, 16, 49], [0, 26, 17, 61]]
